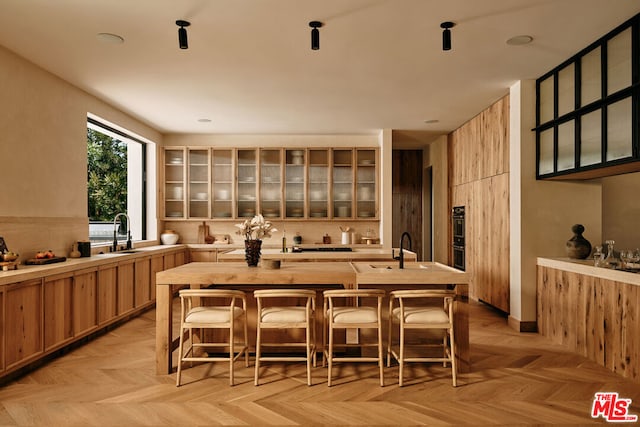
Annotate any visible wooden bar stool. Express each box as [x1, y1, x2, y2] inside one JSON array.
[[254, 289, 316, 386], [323, 289, 385, 387], [387, 289, 457, 387], [176, 289, 249, 386]]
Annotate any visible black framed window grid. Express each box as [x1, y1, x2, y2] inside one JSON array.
[[535, 13, 639, 179]]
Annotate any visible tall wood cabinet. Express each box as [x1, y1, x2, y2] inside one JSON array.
[[163, 147, 379, 220], [450, 95, 510, 313]]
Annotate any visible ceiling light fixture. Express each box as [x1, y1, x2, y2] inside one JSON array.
[[506, 35, 533, 46], [440, 21, 455, 51], [96, 33, 124, 44], [309, 21, 323, 50], [176, 20, 190, 49]]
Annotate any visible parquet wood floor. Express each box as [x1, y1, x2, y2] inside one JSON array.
[[0, 300, 638, 426]]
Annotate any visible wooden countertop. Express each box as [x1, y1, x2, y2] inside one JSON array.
[[537, 257, 640, 286], [0, 244, 185, 286], [156, 261, 357, 286], [217, 247, 416, 261]]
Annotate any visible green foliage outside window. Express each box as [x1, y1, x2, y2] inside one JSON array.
[[87, 128, 127, 221]]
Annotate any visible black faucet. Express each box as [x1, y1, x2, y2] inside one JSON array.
[[399, 231, 412, 269], [113, 213, 132, 252]]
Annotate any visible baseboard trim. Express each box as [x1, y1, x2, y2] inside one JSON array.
[[508, 315, 538, 333]]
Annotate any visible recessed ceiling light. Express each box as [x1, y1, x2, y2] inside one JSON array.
[[96, 33, 124, 44], [506, 35, 533, 46], [197, 118, 212, 123], [424, 119, 439, 124]]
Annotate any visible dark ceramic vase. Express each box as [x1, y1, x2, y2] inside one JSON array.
[[244, 239, 262, 267], [566, 224, 592, 259]]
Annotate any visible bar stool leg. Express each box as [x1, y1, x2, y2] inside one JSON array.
[[254, 320, 262, 386]]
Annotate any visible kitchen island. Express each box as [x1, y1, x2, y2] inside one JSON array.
[[155, 261, 469, 376]]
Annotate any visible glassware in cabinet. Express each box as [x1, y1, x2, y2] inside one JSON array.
[[211, 149, 233, 218], [188, 149, 210, 218], [164, 148, 185, 218], [356, 149, 377, 218], [285, 149, 305, 219], [260, 149, 282, 219], [332, 149, 353, 218], [307, 149, 329, 218], [237, 149, 257, 218]]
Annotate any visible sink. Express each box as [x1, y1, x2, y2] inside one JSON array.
[[368, 263, 430, 270], [102, 249, 141, 255]]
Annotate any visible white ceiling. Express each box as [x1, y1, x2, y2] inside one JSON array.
[[1, 1, 639, 142]]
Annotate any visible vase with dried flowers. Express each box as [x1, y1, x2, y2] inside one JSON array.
[[235, 214, 277, 266]]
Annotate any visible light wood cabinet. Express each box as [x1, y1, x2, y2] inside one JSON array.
[[97, 263, 117, 325], [0, 247, 188, 381], [189, 249, 218, 262], [134, 257, 151, 308], [43, 273, 73, 351], [163, 147, 379, 220], [73, 267, 98, 336], [538, 264, 640, 381], [117, 260, 135, 315], [5, 279, 43, 369]]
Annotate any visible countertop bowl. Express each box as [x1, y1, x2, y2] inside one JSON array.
[[160, 233, 179, 245]]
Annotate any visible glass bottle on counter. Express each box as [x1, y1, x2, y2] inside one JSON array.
[[593, 245, 604, 267], [602, 240, 619, 269]]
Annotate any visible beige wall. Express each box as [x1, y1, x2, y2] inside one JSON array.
[[0, 45, 161, 259], [509, 80, 602, 325], [601, 172, 640, 250]]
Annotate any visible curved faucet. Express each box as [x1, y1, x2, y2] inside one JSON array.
[[113, 213, 132, 252], [399, 231, 412, 269]]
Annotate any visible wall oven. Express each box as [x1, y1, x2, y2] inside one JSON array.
[[452, 206, 465, 270]]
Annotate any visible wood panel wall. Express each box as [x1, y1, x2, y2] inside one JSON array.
[[537, 266, 639, 381], [449, 95, 510, 312], [392, 150, 423, 260]]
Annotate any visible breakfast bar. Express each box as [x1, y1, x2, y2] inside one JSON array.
[[155, 261, 469, 375]]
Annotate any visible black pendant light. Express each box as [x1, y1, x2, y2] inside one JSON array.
[[176, 20, 190, 49], [309, 21, 323, 50], [440, 21, 455, 51]]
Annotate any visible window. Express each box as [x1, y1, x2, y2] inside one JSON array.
[[87, 117, 148, 246]]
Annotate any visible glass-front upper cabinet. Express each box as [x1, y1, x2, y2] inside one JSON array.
[[535, 17, 639, 180], [164, 148, 185, 219], [332, 149, 353, 218], [188, 149, 210, 218], [308, 149, 329, 218], [211, 149, 233, 219], [356, 149, 377, 218], [285, 149, 305, 219], [237, 149, 257, 218], [260, 149, 282, 219]]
